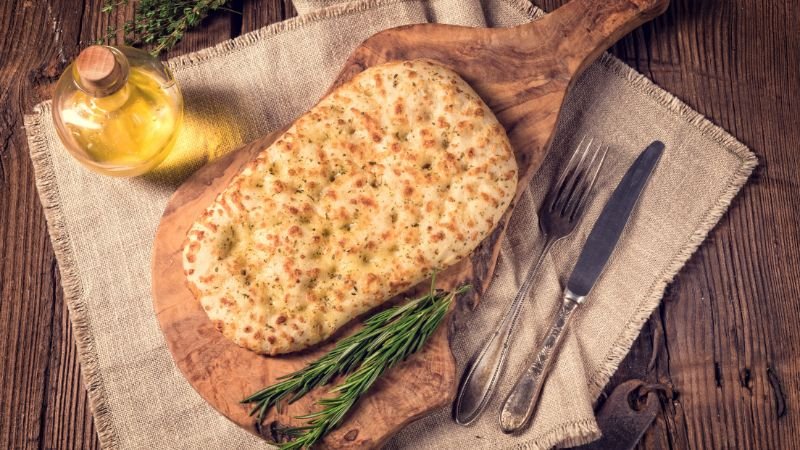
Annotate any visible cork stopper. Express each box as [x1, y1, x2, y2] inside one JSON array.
[[75, 45, 126, 96]]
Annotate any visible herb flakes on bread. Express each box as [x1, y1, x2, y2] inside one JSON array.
[[183, 60, 517, 355]]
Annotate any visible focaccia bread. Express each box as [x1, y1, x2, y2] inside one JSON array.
[[183, 60, 517, 355]]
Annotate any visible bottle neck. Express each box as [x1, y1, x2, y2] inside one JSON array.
[[74, 46, 130, 98]]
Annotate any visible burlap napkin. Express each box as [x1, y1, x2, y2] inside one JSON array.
[[23, 0, 755, 448]]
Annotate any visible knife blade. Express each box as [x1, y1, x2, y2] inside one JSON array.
[[499, 140, 665, 433], [566, 140, 664, 299]]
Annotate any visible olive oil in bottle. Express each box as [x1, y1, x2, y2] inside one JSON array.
[[52, 45, 183, 177]]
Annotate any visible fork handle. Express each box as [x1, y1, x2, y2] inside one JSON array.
[[453, 237, 555, 425], [499, 292, 581, 433]]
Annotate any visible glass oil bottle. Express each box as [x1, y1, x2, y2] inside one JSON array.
[[52, 45, 183, 177]]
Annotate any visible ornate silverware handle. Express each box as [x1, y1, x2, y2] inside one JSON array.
[[499, 291, 582, 433], [453, 238, 555, 425], [455, 137, 610, 426]]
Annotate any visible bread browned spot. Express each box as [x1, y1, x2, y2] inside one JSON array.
[[183, 60, 517, 355]]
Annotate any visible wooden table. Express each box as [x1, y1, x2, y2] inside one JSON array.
[[0, 0, 797, 448]]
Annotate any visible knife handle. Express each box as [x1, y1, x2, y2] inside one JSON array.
[[499, 292, 582, 433]]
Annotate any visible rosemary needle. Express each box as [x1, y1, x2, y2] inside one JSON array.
[[242, 278, 470, 450]]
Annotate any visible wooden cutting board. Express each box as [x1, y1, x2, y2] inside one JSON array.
[[151, 0, 669, 447]]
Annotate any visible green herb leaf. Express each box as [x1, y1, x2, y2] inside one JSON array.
[[242, 276, 470, 450], [100, 0, 237, 55]]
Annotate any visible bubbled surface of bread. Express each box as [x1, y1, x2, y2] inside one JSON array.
[[182, 60, 517, 355]]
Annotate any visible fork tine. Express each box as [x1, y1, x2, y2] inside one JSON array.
[[567, 144, 608, 220], [561, 140, 599, 217], [564, 142, 605, 219], [547, 137, 586, 210], [556, 138, 596, 215], [551, 137, 591, 212]]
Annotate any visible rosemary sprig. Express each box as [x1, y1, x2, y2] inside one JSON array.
[[99, 0, 235, 55], [242, 279, 470, 450]]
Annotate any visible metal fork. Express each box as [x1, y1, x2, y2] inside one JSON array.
[[454, 137, 608, 425]]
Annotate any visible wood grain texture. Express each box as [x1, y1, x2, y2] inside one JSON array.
[[152, 2, 669, 445], [153, 128, 457, 449], [1, 0, 799, 449], [547, 0, 800, 448], [0, 2, 286, 450]]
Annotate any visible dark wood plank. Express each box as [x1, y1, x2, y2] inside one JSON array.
[[0, 1, 289, 449], [40, 266, 100, 450], [241, 0, 298, 31], [1, 0, 799, 449], [163, 6, 241, 60], [0, 0, 92, 448], [540, 0, 800, 448]]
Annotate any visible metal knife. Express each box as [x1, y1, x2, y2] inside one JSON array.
[[499, 141, 665, 434]]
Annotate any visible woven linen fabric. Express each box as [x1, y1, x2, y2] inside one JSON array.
[[23, 0, 756, 448]]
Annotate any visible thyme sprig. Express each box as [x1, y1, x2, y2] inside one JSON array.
[[99, 0, 235, 55], [242, 278, 470, 450]]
